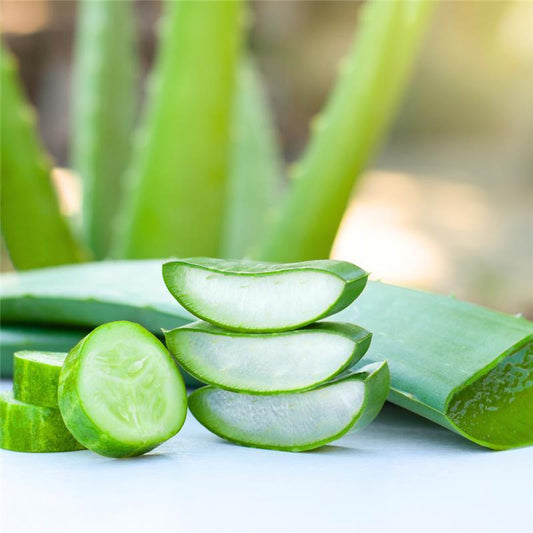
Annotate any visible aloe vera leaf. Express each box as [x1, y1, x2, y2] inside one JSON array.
[[162, 257, 368, 332], [0, 260, 194, 332], [0, 45, 86, 269], [113, 0, 243, 259], [258, 0, 436, 261], [337, 282, 533, 450], [188, 361, 389, 452], [13, 351, 67, 407], [164, 321, 371, 394], [220, 59, 284, 259], [0, 325, 87, 378], [0, 391, 84, 453], [58, 321, 187, 458], [71, 0, 138, 259]]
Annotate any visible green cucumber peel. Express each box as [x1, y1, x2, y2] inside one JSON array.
[[339, 281, 533, 450], [58, 321, 187, 458], [3, 261, 532, 449], [13, 351, 66, 408], [162, 258, 368, 332], [0, 325, 87, 378], [165, 321, 371, 394], [0, 391, 84, 453], [188, 361, 389, 452]]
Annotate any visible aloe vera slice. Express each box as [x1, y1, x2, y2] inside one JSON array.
[[58, 321, 187, 458], [0, 391, 83, 453], [13, 351, 66, 408], [163, 258, 367, 332], [340, 282, 533, 450], [165, 321, 371, 394], [0, 325, 87, 378], [189, 361, 389, 452]]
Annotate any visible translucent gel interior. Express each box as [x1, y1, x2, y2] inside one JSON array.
[[178, 267, 344, 330], [178, 329, 354, 391], [199, 380, 365, 447], [448, 342, 533, 448]]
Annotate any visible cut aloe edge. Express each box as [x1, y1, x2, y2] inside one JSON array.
[[188, 361, 389, 452], [162, 258, 368, 332], [0, 391, 84, 453], [339, 282, 533, 450], [13, 351, 66, 408], [165, 321, 371, 394], [58, 321, 187, 458]]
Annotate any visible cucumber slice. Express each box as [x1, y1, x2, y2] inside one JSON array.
[[165, 321, 371, 394], [0, 325, 87, 378], [13, 351, 66, 407], [58, 321, 187, 458], [163, 258, 368, 332], [188, 361, 389, 452], [0, 391, 84, 453]]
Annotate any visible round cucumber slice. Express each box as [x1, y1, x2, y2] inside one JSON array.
[[13, 351, 67, 407], [188, 361, 390, 452], [163, 258, 368, 332], [58, 321, 187, 458], [165, 321, 371, 394], [0, 391, 84, 453]]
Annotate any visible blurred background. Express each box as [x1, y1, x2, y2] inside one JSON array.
[[1, 0, 532, 317]]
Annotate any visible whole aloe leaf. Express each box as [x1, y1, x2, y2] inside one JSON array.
[[71, 0, 138, 259], [220, 59, 284, 259], [258, 0, 436, 261], [0, 45, 87, 269], [114, 0, 243, 259]]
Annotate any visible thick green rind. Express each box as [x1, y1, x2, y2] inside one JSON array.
[[13, 351, 66, 407], [339, 282, 533, 450], [0, 391, 84, 453], [164, 321, 371, 394], [0, 45, 86, 269], [188, 361, 389, 452], [58, 321, 187, 458], [0, 325, 87, 378], [162, 258, 368, 332], [71, 0, 138, 259]]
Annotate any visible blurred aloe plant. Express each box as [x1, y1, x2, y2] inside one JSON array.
[[0, 0, 435, 268]]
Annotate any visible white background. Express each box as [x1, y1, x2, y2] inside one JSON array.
[[1, 381, 532, 533]]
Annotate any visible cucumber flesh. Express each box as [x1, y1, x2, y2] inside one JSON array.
[[163, 258, 367, 332], [13, 351, 66, 407], [58, 321, 187, 458], [188, 361, 389, 452], [0, 391, 84, 453], [165, 321, 371, 394]]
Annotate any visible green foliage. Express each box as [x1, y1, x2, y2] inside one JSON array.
[[0, 46, 87, 270], [113, 0, 243, 259], [71, 0, 138, 259], [258, 0, 435, 262]]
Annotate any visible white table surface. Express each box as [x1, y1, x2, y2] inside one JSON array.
[[1, 381, 532, 533]]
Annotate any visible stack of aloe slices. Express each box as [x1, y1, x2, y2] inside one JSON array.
[[162, 258, 390, 451]]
